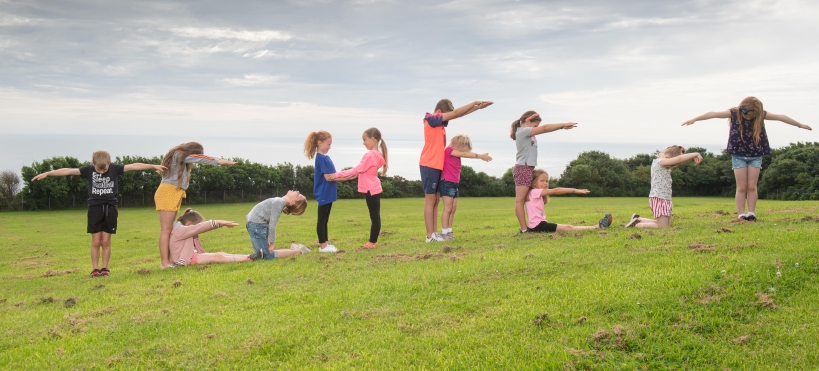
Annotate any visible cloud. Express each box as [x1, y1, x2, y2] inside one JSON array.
[[169, 27, 293, 42], [222, 74, 288, 86]]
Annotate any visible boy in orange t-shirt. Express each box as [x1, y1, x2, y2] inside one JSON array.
[[420, 98, 493, 242]]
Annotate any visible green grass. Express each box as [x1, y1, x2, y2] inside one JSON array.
[[1, 197, 818, 370]]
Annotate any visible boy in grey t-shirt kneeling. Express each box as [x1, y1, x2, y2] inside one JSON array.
[[246, 190, 309, 259]]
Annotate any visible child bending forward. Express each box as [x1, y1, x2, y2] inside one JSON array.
[[246, 191, 310, 259], [526, 169, 612, 232], [625, 145, 702, 228], [169, 209, 266, 266]]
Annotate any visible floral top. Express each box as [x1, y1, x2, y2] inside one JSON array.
[[726, 108, 771, 157], [648, 159, 673, 200]]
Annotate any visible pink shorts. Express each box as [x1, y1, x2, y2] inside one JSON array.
[[513, 165, 534, 187], [649, 197, 672, 218]]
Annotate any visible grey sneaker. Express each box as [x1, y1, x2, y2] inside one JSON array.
[[442, 231, 455, 240], [598, 213, 613, 229], [290, 243, 311, 254], [249, 249, 264, 261]]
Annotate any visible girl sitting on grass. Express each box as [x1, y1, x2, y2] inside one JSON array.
[[625, 145, 702, 228], [526, 169, 611, 232], [169, 208, 270, 266]]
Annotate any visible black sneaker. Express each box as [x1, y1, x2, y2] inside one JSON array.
[[249, 249, 265, 261], [598, 213, 613, 229], [746, 214, 757, 222]]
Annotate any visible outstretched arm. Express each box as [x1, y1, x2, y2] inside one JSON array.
[[659, 152, 703, 168], [441, 101, 493, 121], [123, 163, 167, 172], [31, 168, 81, 181], [525, 113, 577, 136], [681, 110, 731, 126], [451, 150, 492, 162], [543, 188, 590, 196], [765, 113, 812, 131]]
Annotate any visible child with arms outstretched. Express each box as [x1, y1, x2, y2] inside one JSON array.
[[420, 99, 493, 242], [682, 96, 811, 221], [625, 145, 702, 228], [32, 150, 166, 277], [511, 111, 577, 233], [332, 127, 388, 248], [169, 209, 267, 266], [439, 134, 492, 240], [155, 142, 236, 268], [246, 191, 310, 259], [526, 169, 611, 232], [304, 130, 344, 253]]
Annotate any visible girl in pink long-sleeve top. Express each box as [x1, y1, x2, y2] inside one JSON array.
[[331, 127, 388, 249]]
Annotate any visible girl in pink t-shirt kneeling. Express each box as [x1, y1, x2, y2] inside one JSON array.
[[526, 169, 612, 232], [439, 134, 492, 240]]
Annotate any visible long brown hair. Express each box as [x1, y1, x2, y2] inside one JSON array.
[[160, 142, 205, 183], [364, 127, 388, 175], [303, 131, 332, 160], [737, 96, 765, 146], [510, 110, 541, 140], [283, 198, 307, 216], [529, 168, 550, 204], [177, 208, 204, 225]]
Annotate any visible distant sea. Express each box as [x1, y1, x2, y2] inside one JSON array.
[[0, 134, 726, 181]]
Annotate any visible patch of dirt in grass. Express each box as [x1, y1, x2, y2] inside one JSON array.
[[12, 260, 48, 268], [532, 313, 550, 326], [246, 279, 255, 285], [694, 284, 724, 304], [689, 242, 716, 252], [171, 280, 182, 287], [0, 298, 6, 304], [371, 252, 461, 264], [733, 335, 750, 345], [214, 292, 228, 297], [90, 284, 105, 290], [524, 254, 535, 259], [597, 231, 606, 236], [766, 206, 818, 213], [196, 265, 209, 271], [591, 325, 634, 351], [755, 293, 776, 309], [715, 227, 733, 233], [628, 233, 642, 240], [89, 306, 116, 317], [63, 298, 77, 308], [55, 348, 64, 356], [241, 334, 274, 350], [576, 316, 587, 324], [137, 268, 151, 275], [38, 297, 56, 304], [714, 210, 729, 215], [41, 269, 79, 277], [729, 243, 764, 252]]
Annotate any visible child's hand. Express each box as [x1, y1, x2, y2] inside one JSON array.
[[217, 221, 239, 228], [693, 153, 703, 165], [267, 243, 275, 254], [563, 122, 578, 130], [575, 189, 590, 195], [681, 119, 696, 126], [525, 113, 540, 124], [477, 101, 494, 109], [218, 159, 237, 166], [154, 165, 168, 172], [800, 123, 812, 131], [479, 153, 492, 162], [31, 173, 48, 181]]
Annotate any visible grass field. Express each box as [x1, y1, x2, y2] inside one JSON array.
[[1, 197, 818, 370]]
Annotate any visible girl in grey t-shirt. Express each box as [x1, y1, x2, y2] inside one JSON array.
[[509, 110, 578, 233]]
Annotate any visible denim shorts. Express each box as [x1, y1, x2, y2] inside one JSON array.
[[439, 180, 459, 198], [731, 155, 763, 170], [420, 165, 442, 194], [246, 222, 277, 260]]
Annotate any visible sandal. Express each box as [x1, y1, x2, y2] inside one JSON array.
[[362, 242, 378, 249], [90, 269, 100, 278], [100, 268, 110, 277]]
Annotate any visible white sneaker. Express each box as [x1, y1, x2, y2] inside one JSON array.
[[290, 243, 311, 254], [319, 244, 338, 253], [442, 231, 455, 240], [625, 214, 640, 228], [425, 233, 445, 242]]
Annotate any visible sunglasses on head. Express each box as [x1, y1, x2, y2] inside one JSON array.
[[739, 106, 755, 115]]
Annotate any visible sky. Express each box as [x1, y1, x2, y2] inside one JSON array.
[[1, 0, 817, 166]]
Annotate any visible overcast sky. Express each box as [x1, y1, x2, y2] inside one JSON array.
[[1, 0, 817, 146]]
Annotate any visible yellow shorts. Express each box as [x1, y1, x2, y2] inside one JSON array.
[[154, 183, 186, 211]]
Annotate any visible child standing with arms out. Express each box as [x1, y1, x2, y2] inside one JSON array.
[[304, 130, 344, 253], [420, 99, 493, 242], [169, 209, 270, 266], [526, 169, 612, 232], [511, 111, 577, 233], [439, 134, 493, 240], [625, 145, 702, 228], [155, 142, 236, 268], [332, 128, 388, 248], [246, 191, 310, 259], [682, 96, 811, 221], [32, 151, 166, 277]]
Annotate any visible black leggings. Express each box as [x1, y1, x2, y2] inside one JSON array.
[[316, 203, 333, 244], [366, 192, 381, 243]]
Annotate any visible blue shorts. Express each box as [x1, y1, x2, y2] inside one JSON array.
[[246, 222, 277, 260], [420, 165, 442, 194], [731, 155, 763, 170], [439, 180, 459, 198]]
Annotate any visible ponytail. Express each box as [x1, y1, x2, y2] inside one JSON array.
[[511, 110, 540, 140], [379, 139, 389, 175], [303, 130, 332, 160]]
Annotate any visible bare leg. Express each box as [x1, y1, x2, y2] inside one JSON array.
[[515, 186, 529, 231], [90, 232, 103, 270], [635, 216, 670, 228], [746, 167, 760, 214], [423, 193, 440, 237], [273, 249, 302, 258], [100, 232, 112, 268], [734, 167, 749, 215], [194, 252, 251, 264], [556, 224, 598, 231], [441, 196, 456, 229], [158, 211, 177, 268]]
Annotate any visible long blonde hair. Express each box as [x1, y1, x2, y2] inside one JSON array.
[[303, 130, 332, 160], [737, 96, 765, 146], [510, 110, 541, 140], [364, 127, 388, 175], [160, 142, 204, 183], [529, 168, 550, 204]]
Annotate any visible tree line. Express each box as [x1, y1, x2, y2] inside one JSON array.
[[1, 142, 817, 211]]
